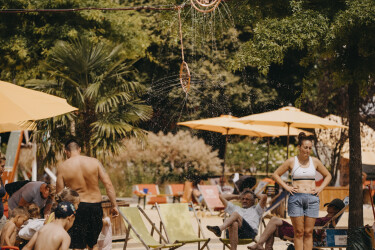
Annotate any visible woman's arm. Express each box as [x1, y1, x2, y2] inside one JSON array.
[[272, 158, 297, 195], [314, 158, 332, 195]]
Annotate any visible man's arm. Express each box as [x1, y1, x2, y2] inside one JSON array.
[[256, 193, 267, 209], [98, 161, 119, 217], [219, 194, 239, 208], [18, 197, 31, 208], [22, 231, 38, 250], [56, 165, 65, 194]]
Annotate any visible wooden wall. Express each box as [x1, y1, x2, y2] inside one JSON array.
[[318, 186, 349, 210]]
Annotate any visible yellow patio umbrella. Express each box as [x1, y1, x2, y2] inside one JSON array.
[[238, 106, 347, 158], [178, 115, 277, 180], [0, 121, 36, 133], [177, 115, 310, 178], [0, 80, 77, 123]]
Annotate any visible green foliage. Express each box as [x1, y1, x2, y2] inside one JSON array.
[[27, 37, 152, 162], [0, 0, 154, 82], [105, 130, 222, 196], [226, 138, 298, 173]]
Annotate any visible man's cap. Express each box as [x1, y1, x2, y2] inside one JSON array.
[[55, 201, 76, 219], [324, 198, 345, 211]]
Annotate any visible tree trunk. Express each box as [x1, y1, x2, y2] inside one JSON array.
[[347, 80, 363, 245]]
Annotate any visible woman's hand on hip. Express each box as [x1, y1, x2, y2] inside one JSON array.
[[312, 187, 323, 196], [285, 185, 298, 195]]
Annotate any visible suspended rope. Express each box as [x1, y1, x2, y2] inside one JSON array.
[[177, 7, 191, 95], [0, 5, 182, 13]]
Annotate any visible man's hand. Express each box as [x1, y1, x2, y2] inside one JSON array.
[[111, 206, 119, 217]]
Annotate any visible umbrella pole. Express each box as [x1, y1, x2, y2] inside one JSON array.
[[286, 123, 291, 159], [222, 132, 229, 188], [266, 137, 270, 176]]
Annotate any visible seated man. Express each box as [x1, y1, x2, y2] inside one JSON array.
[[206, 189, 267, 250], [248, 198, 345, 250]]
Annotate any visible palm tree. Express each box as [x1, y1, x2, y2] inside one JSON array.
[[27, 37, 152, 162]]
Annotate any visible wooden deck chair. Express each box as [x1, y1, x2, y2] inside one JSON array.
[[219, 205, 258, 249], [259, 190, 289, 234], [134, 184, 167, 209], [165, 184, 184, 203], [198, 184, 225, 215], [219, 190, 274, 249], [252, 179, 272, 196], [156, 203, 210, 250], [119, 206, 182, 250], [181, 181, 193, 203]]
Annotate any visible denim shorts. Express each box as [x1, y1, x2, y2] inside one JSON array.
[[288, 193, 320, 218]]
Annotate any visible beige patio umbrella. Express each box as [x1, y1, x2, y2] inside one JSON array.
[[177, 115, 310, 178], [178, 115, 277, 180], [0, 80, 77, 123], [0, 121, 36, 133], [238, 106, 347, 158]]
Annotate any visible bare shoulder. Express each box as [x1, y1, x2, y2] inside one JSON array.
[[311, 157, 323, 167], [284, 157, 295, 168]]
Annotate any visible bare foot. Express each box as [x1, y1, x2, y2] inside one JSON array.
[[248, 243, 265, 250]]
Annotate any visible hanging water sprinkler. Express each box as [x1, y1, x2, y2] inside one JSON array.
[[190, 0, 221, 13], [178, 7, 190, 94]]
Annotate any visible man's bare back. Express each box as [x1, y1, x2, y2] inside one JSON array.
[[57, 155, 102, 203], [34, 223, 71, 250]]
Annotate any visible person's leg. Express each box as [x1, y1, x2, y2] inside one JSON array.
[[207, 212, 243, 237], [88, 245, 99, 250], [303, 217, 316, 250], [220, 212, 243, 231], [290, 216, 304, 250], [248, 217, 283, 250], [264, 233, 275, 250], [228, 221, 239, 250]]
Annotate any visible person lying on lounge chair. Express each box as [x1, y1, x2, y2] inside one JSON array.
[[248, 198, 345, 250], [207, 189, 267, 250]]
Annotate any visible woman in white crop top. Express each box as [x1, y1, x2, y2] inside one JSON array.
[[272, 132, 331, 250]]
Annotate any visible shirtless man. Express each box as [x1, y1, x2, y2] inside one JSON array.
[[56, 139, 119, 250], [23, 201, 76, 250]]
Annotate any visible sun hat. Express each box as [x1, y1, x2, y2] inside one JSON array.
[[324, 198, 345, 211]]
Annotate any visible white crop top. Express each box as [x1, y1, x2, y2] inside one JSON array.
[[291, 156, 316, 181]]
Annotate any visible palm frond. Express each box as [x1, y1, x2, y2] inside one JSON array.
[[95, 92, 132, 113]]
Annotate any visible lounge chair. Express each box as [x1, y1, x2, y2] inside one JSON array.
[[165, 184, 184, 203], [133, 184, 168, 209], [259, 190, 289, 234], [119, 206, 182, 249], [198, 184, 225, 215], [252, 179, 273, 196], [156, 203, 210, 250], [219, 192, 267, 249]]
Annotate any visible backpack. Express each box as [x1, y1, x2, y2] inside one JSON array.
[[286, 243, 295, 250], [5, 180, 31, 197]]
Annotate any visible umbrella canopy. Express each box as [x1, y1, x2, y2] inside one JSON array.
[[178, 115, 278, 182], [177, 115, 279, 137], [238, 106, 347, 158], [177, 115, 310, 179], [0, 121, 36, 133], [0, 80, 77, 123]]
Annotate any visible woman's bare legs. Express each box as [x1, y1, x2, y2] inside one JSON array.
[[248, 217, 283, 250], [303, 217, 316, 249], [291, 216, 304, 250]]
